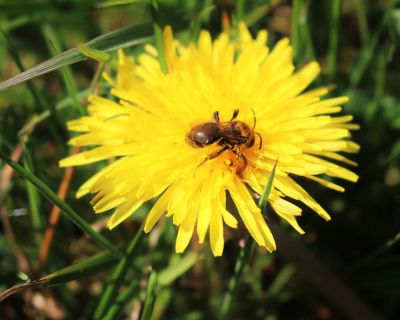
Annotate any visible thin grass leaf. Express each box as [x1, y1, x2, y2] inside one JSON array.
[[19, 138, 44, 235], [19, 88, 91, 136], [97, 0, 146, 8], [94, 222, 145, 319], [350, 0, 394, 87], [150, 0, 168, 74], [158, 253, 199, 286], [189, 1, 214, 40], [290, 0, 302, 63], [140, 272, 158, 320], [103, 280, 139, 320], [0, 22, 152, 91], [41, 23, 84, 115], [244, 0, 280, 27], [1, 30, 45, 112], [0, 150, 122, 258], [0, 248, 119, 303], [258, 159, 278, 211], [355, 0, 370, 46], [235, 0, 246, 23], [328, 0, 341, 81], [266, 265, 296, 297]]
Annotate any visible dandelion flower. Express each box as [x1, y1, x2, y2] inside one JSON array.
[[60, 23, 359, 256]]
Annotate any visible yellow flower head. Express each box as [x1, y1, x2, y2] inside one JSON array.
[[60, 23, 359, 256]]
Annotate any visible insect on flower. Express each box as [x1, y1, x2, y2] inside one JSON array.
[[186, 109, 262, 176], [60, 23, 360, 256]]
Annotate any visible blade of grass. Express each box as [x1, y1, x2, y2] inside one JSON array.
[[258, 159, 278, 210], [349, 0, 394, 87], [41, 23, 84, 116], [19, 137, 44, 236], [353, 231, 400, 271], [244, 0, 281, 27], [97, 0, 146, 8], [94, 221, 145, 319], [150, 0, 168, 74], [0, 150, 122, 258], [366, 44, 389, 121], [2, 30, 65, 142], [355, 0, 370, 46], [19, 88, 91, 136], [140, 272, 158, 320], [158, 252, 199, 286], [235, 0, 246, 23], [291, 0, 302, 63], [0, 247, 119, 303], [102, 279, 139, 320], [1, 30, 45, 112], [189, 0, 214, 40], [0, 22, 153, 91], [328, 0, 341, 81], [220, 160, 278, 320]]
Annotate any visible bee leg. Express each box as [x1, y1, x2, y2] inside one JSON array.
[[255, 132, 263, 149], [198, 145, 229, 167], [230, 109, 239, 121], [229, 146, 243, 166], [236, 155, 248, 178], [213, 111, 220, 123]]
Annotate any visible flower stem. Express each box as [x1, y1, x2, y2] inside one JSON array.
[[219, 236, 255, 320], [140, 271, 159, 320], [220, 161, 278, 319]]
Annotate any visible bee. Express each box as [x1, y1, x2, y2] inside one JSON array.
[[186, 109, 262, 175]]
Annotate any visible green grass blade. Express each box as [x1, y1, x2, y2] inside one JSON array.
[[244, 1, 280, 27], [44, 249, 119, 286], [291, 0, 302, 63], [1, 30, 45, 112], [328, 0, 341, 81], [103, 280, 139, 320], [94, 222, 145, 319], [349, 0, 394, 87], [97, 0, 146, 8], [0, 247, 119, 303], [0, 22, 152, 91], [19, 138, 44, 235], [140, 272, 158, 320], [158, 253, 199, 286], [355, 0, 370, 46], [235, 0, 245, 23], [150, 0, 168, 74], [0, 150, 122, 258], [258, 159, 278, 211], [41, 23, 84, 115], [19, 88, 91, 136]]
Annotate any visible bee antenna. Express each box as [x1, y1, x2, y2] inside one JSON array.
[[251, 108, 256, 129]]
